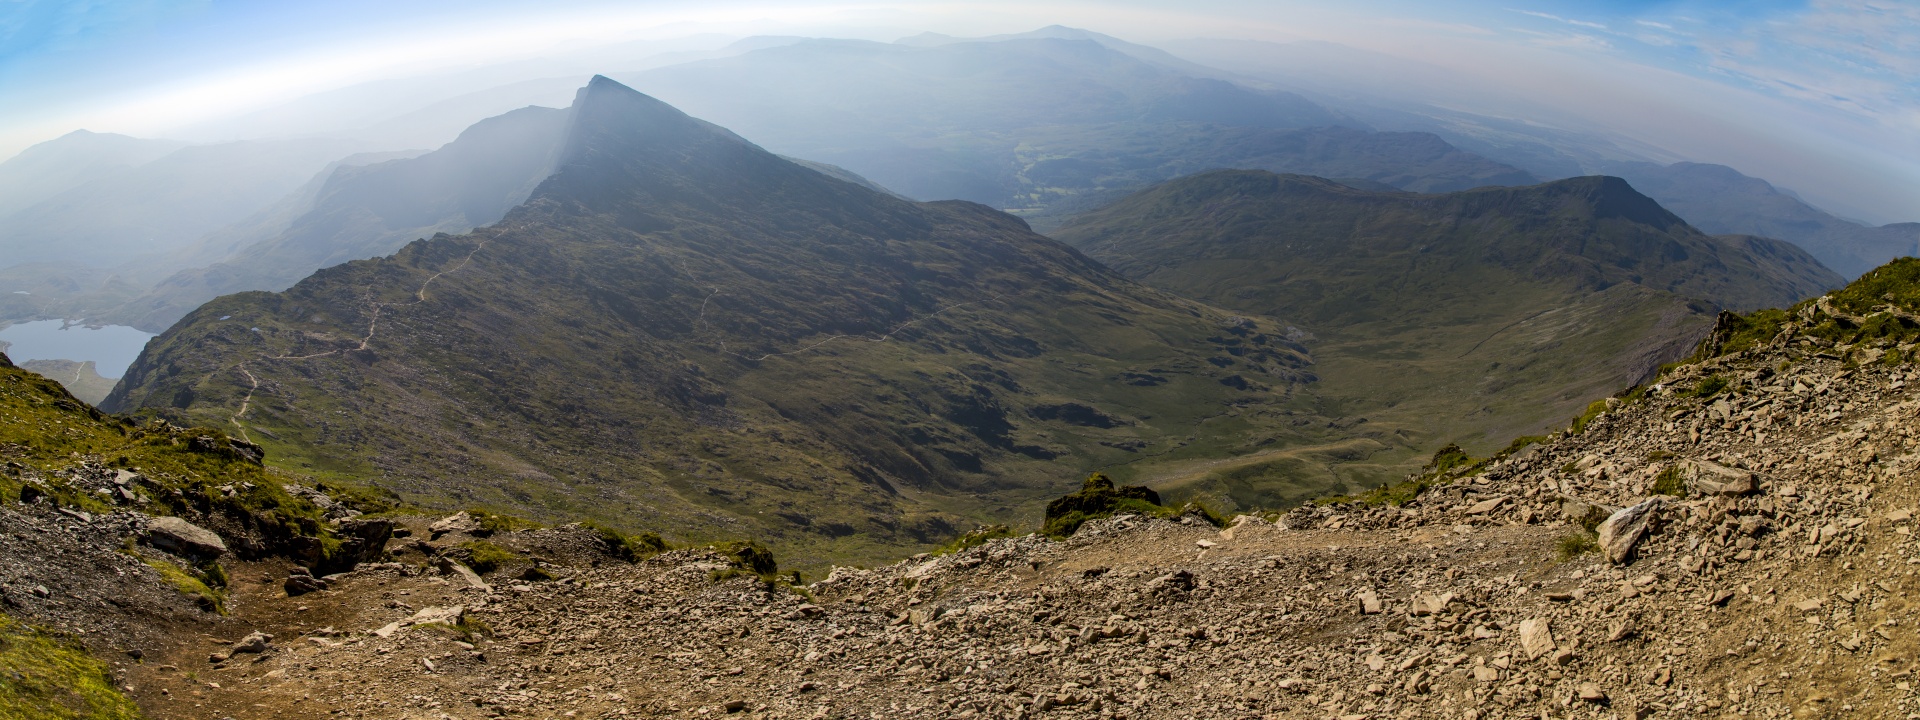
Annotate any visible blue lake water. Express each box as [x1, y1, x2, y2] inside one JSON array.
[[0, 321, 155, 378]]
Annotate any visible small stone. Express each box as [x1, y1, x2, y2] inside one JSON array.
[[723, 700, 746, 713], [1519, 618, 1555, 660], [428, 512, 481, 538], [1195, 539, 1216, 549], [1357, 590, 1382, 614], [1578, 682, 1608, 702], [1465, 496, 1509, 515], [1794, 598, 1824, 612], [1707, 589, 1734, 606], [228, 632, 271, 655]]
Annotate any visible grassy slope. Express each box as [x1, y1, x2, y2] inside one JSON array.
[[104, 80, 1359, 568], [1051, 171, 1841, 502]]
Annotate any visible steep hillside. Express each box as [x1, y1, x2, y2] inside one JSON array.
[[1052, 171, 1840, 502], [617, 36, 1533, 219], [104, 79, 1349, 567], [1604, 161, 1920, 278], [28, 259, 1920, 720]]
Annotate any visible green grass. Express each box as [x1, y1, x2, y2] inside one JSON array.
[[1568, 399, 1611, 435], [932, 525, 1017, 556], [137, 556, 225, 614], [1684, 375, 1729, 399], [582, 521, 667, 563], [457, 541, 518, 575], [0, 613, 144, 720], [1651, 466, 1686, 497]]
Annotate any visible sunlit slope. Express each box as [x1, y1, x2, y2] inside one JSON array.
[[1052, 170, 1840, 498]]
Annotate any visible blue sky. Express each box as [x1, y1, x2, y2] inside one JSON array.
[[0, 0, 1913, 222]]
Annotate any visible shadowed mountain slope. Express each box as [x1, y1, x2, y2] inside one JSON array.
[[1052, 171, 1840, 504], [104, 79, 1345, 566]]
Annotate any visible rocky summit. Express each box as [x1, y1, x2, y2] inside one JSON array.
[[9, 261, 1920, 718]]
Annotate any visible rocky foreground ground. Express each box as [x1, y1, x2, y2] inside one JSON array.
[[8, 312, 1920, 719]]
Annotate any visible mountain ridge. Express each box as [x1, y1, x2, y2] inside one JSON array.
[[104, 79, 1349, 566]]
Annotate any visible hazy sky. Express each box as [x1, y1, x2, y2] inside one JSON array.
[[1, 0, 1914, 223]]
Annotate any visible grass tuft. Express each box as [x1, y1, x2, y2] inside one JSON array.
[[1555, 531, 1597, 561]]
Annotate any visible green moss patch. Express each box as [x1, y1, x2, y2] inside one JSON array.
[[0, 613, 144, 720]]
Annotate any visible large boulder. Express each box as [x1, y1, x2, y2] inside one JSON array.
[[1597, 497, 1665, 565], [145, 516, 228, 557], [1683, 460, 1757, 496]]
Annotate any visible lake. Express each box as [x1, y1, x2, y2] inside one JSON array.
[[0, 321, 155, 378]]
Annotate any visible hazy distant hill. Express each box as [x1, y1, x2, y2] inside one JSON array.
[[0, 130, 187, 217], [1603, 161, 1920, 278], [0, 137, 367, 268], [107, 79, 1358, 564], [122, 106, 572, 331], [1052, 171, 1839, 502]]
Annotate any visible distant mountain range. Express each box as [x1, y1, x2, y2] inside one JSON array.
[[1052, 170, 1838, 504], [105, 79, 1356, 565], [1600, 161, 1920, 278], [615, 35, 1535, 223]]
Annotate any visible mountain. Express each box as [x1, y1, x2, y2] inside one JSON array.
[[0, 130, 187, 217], [120, 106, 572, 331], [614, 35, 1533, 222], [1602, 161, 1920, 278], [1051, 171, 1840, 500], [105, 78, 1358, 565]]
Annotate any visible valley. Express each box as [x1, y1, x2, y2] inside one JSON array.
[[1, 12, 1916, 720]]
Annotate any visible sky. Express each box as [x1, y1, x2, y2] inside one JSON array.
[[0, 0, 1914, 223]]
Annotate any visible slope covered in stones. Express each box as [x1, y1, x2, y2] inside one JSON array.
[[105, 78, 1344, 568]]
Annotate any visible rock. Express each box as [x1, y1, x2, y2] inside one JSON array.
[[1194, 539, 1216, 549], [229, 632, 271, 654], [1465, 496, 1509, 515], [1597, 497, 1665, 564], [1356, 590, 1382, 614], [1551, 648, 1576, 666], [1409, 592, 1455, 616], [373, 606, 466, 637], [1707, 588, 1734, 606], [437, 559, 491, 591], [1578, 682, 1608, 703], [284, 567, 327, 596], [429, 512, 481, 538], [145, 516, 228, 557], [1794, 598, 1824, 612], [1683, 460, 1756, 496], [1518, 618, 1555, 660]]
